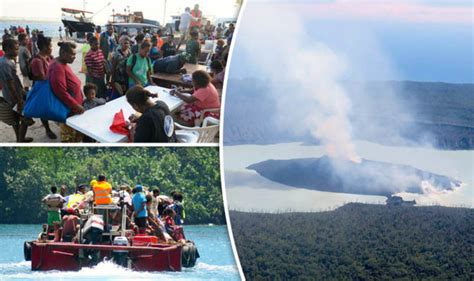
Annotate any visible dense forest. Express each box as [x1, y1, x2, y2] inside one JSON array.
[[231, 203, 474, 280], [0, 147, 225, 225], [224, 79, 474, 149]]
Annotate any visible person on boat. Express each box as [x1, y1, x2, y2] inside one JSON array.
[[0, 38, 32, 142], [149, 188, 160, 218], [65, 184, 87, 209], [185, 30, 201, 64], [61, 208, 80, 242], [132, 184, 148, 234], [162, 208, 186, 243], [99, 25, 118, 60], [85, 36, 107, 99], [145, 194, 168, 242], [30, 34, 57, 139], [126, 85, 177, 143], [170, 192, 185, 225], [42, 186, 66, 231], [126, 41, 155, 88], [49, 41, 85, 142], [110, 35, 131, 97], [171, 70, 221, 126], [93, 175, 113, 205]]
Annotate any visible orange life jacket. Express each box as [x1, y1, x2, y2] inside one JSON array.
[[190, 9, 202, 28], [93, 181, 112, 205]]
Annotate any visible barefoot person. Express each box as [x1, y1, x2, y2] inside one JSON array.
[[48, 42, 85, 142], [0, 39, 33, 142], [30, 35, 57, 139]]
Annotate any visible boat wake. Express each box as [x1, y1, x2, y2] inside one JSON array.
[[0, 260, 238, 280]]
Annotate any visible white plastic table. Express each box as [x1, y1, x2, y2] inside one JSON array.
[[66, 86, 184, 143]]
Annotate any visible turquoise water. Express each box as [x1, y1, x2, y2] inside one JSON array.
[[0, 224, 240, 280]]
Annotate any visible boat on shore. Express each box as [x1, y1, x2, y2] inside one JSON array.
[[24, 203, 199, 271], [61, 8, 95, 34]]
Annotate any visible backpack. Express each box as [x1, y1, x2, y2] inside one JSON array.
[[130, 53, 152, 73]]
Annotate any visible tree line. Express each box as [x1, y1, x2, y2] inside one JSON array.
[[0, 147, 225, 225]]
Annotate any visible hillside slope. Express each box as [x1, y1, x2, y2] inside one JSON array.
[[230, 204, 474, 280]]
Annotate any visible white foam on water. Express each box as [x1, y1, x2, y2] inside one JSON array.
[[193, 262, 238, 273], [0, 260, 238, 280]]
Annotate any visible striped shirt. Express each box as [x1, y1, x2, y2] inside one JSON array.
[[84, 49, 105, 79]]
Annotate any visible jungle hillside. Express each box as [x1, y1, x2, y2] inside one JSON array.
[[231, 203, 474, 280], [0, 147, 224, 225]]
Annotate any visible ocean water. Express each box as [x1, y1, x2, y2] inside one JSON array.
[[224, 141, 474, 212], [0, 21, 65, 39], [0, 224, 240, 280]]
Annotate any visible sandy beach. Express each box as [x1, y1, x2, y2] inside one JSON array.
[[0, 39, 86, 143]]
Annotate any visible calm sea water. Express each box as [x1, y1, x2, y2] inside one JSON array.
[[1, 21, 68, 39], [0, 224, 240, 280]]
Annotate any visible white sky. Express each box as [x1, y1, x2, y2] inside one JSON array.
[[0, 0, 241, 24]]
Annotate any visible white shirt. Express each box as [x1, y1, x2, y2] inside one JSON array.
[[179, 12, 193, 31]]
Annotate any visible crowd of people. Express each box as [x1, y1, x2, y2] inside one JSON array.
[[0, 3, 232, 143], [42, 175, 187, 244]]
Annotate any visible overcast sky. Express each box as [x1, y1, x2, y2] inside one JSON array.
[[0, 0, 241, 24]]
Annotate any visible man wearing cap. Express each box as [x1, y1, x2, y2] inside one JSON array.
[[132, 185, 148, 233], [93, 175, 112, 205]]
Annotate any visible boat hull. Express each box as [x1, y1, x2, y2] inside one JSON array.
[[30, 242, 182, 271], [61, 20, 95, 33]]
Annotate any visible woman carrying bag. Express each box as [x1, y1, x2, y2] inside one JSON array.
[[48, 42, 85, 142]]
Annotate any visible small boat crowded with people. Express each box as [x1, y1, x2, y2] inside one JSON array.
[[23, 181, 199, 271]]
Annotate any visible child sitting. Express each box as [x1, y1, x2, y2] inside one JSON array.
[[82, 83, 106, 110]]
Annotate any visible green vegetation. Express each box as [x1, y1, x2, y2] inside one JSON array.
[[0, 147, 224, 225], [231, 203, 474, 280]]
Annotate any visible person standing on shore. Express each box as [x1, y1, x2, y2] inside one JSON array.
[[0, 39, 33, 142], [111, 36, 131, 96], [58, 26, 63, 40], [48, 42, 85, 142], [30, 35, 58, 140], [190, 4, 203, 33], [100, 25, 118, 60], [84, 36, 107, 99], [18, 33, 32, 91]]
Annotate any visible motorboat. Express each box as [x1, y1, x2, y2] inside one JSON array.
[[24, 201, 199, 271]]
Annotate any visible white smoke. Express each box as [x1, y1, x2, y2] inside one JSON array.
[[236, 3, 361, 163]]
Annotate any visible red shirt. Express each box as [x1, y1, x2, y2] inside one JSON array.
[[84, 49, 105, 79], [49, 59, 84, 109], [193, 83, 221, 109], [31, 55, 53, 81]]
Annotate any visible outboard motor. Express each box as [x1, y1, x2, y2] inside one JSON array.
[[112, 236, 130, 268], [81, 215, 104, 245], [181, 241, 200, 267], [23, 241, 32, 261], [79, 215, 104, 266]]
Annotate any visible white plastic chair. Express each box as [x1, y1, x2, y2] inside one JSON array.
[[175, 123, 219, 143]]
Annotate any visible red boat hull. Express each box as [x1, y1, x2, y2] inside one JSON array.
[[31, 242, 182, 271]]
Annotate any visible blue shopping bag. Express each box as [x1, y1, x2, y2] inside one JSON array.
[[23, 80, 71, 122]]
